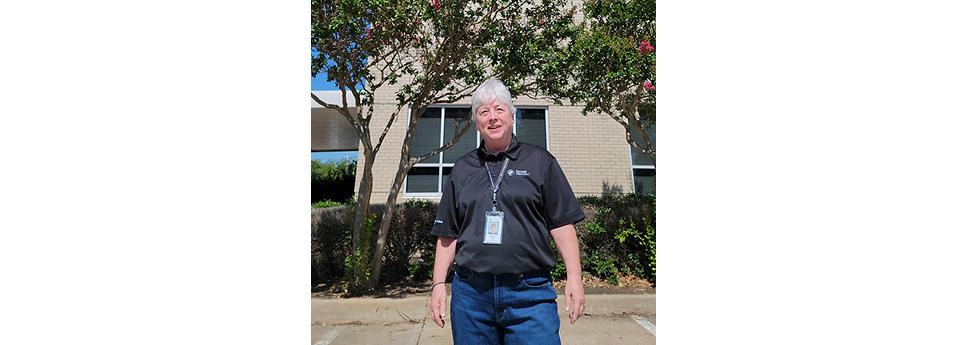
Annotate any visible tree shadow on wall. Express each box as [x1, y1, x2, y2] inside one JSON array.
[[601, 181, 624, 198]]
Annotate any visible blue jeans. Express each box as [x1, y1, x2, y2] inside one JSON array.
[[450, 266, 560, 345]]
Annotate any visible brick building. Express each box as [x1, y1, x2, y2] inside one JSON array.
[[312, 87, 656, 202]]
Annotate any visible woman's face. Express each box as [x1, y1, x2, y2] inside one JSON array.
[[476, 98, 514, 146]]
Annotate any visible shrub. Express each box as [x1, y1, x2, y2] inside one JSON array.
[[344, 212, 376, 292], [310, 205, 353, 286], [311, 200, 344, 208], [575, 193, 656, 285], [310, 193, 657, 289], [384, 199, 438, 283], [309, 201, 441, 288], [311, 159, 356, 203]]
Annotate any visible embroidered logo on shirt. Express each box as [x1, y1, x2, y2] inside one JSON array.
[[507, 169, 529, 176], [434, 219, 443, 224]]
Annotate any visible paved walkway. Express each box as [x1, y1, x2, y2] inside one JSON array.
[[311, 294, 656, 345]]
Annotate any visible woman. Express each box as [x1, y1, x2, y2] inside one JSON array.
[[427, 78, 586, 345]]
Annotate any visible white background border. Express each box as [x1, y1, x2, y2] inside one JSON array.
[[2, 0, 968, 344]]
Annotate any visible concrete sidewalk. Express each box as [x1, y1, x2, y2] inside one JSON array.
[[311, 294, 656, 345]]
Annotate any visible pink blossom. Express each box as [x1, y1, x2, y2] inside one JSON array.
[[642, 81, 655, 91], [432, 0, 441, 10], [638, 40, 654, 54]]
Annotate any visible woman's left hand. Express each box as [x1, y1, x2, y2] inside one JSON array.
[[564, 276, 585, 324]]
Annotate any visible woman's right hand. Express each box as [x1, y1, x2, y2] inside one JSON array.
[[428, 283, 447, 328], [429, 236, 457, 328]]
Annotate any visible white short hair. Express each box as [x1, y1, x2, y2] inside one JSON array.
[[471, 78, 516, 118]]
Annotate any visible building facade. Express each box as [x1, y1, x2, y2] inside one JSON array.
[[350, 85, 656, 203]]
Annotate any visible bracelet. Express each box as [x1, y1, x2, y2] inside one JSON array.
[[431, 281, 446, 289]]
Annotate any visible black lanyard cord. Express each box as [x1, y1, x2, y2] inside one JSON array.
[[484, 158, 510, 207]]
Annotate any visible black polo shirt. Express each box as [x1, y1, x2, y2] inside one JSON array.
[[430, 135, 585, 274]]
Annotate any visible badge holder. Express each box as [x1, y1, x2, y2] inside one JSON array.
[[483, 158, 509, 245], [483, 196, 504, 245]]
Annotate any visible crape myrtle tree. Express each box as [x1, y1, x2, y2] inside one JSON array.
[[541, 0, 656, 160], [312, 0, 577, 290], [312, 0, 418, 289]]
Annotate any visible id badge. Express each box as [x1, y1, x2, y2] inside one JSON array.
[[483, 210, 504, 244]]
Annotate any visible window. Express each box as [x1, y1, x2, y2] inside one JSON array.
[[630, 125, 656, 195], [405, 106, 548, 196], [515, 108, 547, 149]]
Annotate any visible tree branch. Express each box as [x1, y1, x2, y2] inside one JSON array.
[[372, 107, 401, 154], [409, 117, 473, 166]]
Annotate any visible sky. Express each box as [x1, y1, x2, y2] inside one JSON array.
[[312, 151, 358, 162], [312, 48, 360, 162], [311, 48, 365, 91], [311, 76, 340, 91], [311, 48, 339, 91]]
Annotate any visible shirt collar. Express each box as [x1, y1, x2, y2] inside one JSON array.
[[477, 135, 521, 165]]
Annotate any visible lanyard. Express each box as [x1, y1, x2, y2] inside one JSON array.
[[484, 158, 510, 211]]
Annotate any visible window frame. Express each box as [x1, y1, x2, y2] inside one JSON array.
[[403, 105, 549, 198], [628, 127, 656, 195]]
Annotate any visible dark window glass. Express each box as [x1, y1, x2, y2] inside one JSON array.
[[406, 106, 550, 195], [633, 168, 656, 195], [443, 108, 475, 163], [412, 107, 442, 164], [406, 166, 440, 193], [630, 125, 656, 166], [515, 108, 547, 148]]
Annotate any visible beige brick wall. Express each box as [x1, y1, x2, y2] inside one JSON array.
[[354, 85, 637, 203], [546, 104, 635, 196]]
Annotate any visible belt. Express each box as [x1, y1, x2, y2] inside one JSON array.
[[455, 265, 550, 280]]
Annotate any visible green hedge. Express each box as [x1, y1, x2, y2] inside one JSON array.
[[310, 205, 352, 284], [383, 200, 438, 282], [311, 200, 345, 208], [310, 194, 656, 288], [310, 200, 438, 287], [311, 159, 356, 203], [567, 193, 656, 285]]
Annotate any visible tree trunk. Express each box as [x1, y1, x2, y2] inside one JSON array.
[[366, 106, 420, 289], [363, 104, 471, 289], [365, 155, 409, 289], [350, 152, 376, 253]]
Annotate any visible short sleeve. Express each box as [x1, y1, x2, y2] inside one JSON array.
[[430, 173, 460, 238], [542, 158, 586, 229]]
